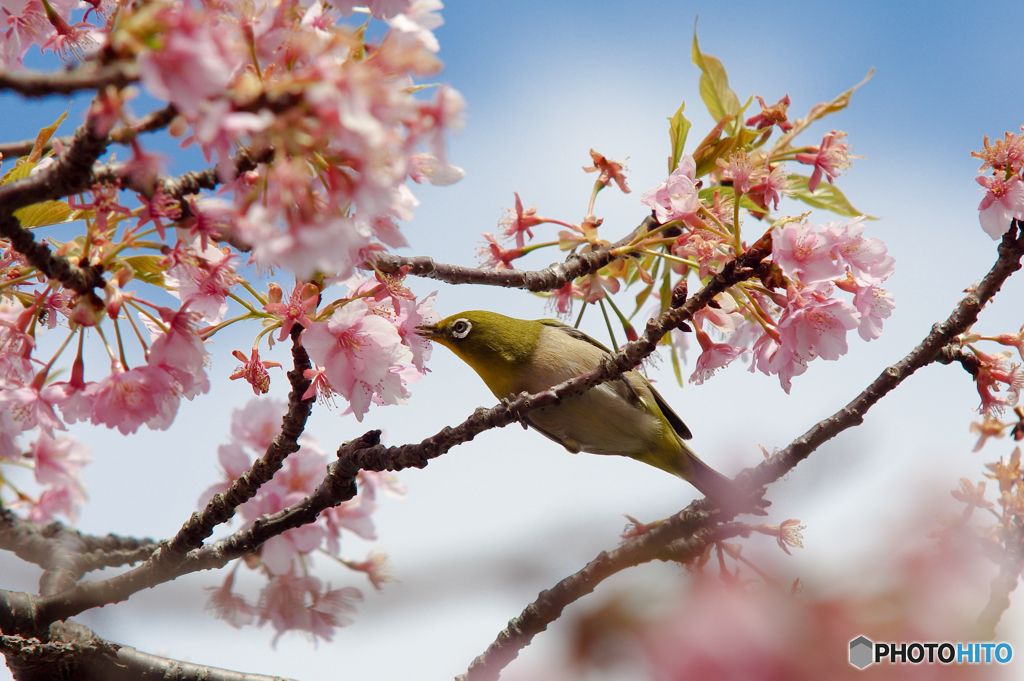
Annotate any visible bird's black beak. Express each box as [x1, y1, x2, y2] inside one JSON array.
[[415, 324, 439, 339]]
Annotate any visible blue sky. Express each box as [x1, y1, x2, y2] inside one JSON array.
[[4, 2, 1024, 679]]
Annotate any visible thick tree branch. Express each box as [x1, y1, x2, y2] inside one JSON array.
[[0, 114, 111, 294], [458, 221, 1024, 679], [79, 639, 299, 681], [0, 62, 139, 97], [3, 620, 297, 681]]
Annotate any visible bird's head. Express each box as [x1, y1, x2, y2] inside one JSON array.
[[416, 311, 543, 391]]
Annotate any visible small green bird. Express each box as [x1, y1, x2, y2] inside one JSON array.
[[417, 310, 734, 500]]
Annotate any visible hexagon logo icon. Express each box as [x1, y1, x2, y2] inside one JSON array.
[[850, 636, 874, 669]]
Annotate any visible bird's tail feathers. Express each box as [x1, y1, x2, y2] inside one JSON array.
[[681, 447, 737, 502]]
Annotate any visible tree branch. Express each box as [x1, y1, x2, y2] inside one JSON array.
[[0, 62, 139, 97], [0, 105, 180, 160], [3, 620, 298, 681], [458, 523, 743, 681], [372, 215, 661, 291], [977, 527, 1024, 638], [0, 112, 111, 294], [20, 328, 314, 629]]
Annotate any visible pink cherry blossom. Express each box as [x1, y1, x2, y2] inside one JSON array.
[[974, 352, 1023, 416], [257, 573, 361, 644], [546, 281, 584, 318], [0, 424, 21, 461], [794, 130, 851, 192], [28, 486, 81, 523], [32, 432, 89, 493], [0, 379, 66, 436], [359, 470, 407, 500], [673, 230, 727, 280], [499, 193, 545, 248], [977, 174, 1024, 239], [346, 550, 394, 591], [755, 160, 795, 210], [478, 233, 524, 270], [145, 306, 210, 400], [716, 151, 765, 195], [45, 355, 93, 425], [85, 363, 180, 435], [749, 332, 808, 394], [264, 284, 319, 342], [745, 95, 793, 133], [408, 152, 465, 186], [230, 347, 282, 395], [583, 148, 631, 193], [852, 283, 895, 341], [771, 221, 844, 284], [325, 491, 378, 553], [824, 216, 895, 285], [777, 284, 860, 362], [386, 0, 444, 53], [177, 199, 238, 253], [205, 569, 255, 629], [302, 304, 414, 420], [198, 441, 253, 506], [689, 325, 749, 385], [242, 206, 372, 282], [301, 365, 339, 407], [138, 6, 241, 117], [640, 155, 702, 224], [394, 292, 438, 371], [230, 398, 288, 452], [261, 524, 327, 576]]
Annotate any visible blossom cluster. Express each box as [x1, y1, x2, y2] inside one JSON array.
[[200, 397, 405, 642], [973, 126, 1024, 239], [0, 2, 458, 524], [289, 273, 438, 421], [115, 0, 464, 281], [468, 54, 891, 394]]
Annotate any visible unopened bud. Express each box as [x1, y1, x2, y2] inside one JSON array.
[[670, 280, 688, 308], [267, 282, 283, 304], [70, 294, 105, 327]]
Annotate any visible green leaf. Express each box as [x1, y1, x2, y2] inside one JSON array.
[[12, 201, 82, 227], [668, 102, 692, 173], [668, 333, 684, 386], [789, 175, 875, 218], [692, 30, 740, 132], [122, 255, 167, 286], [633, 283, 653, 317], [29, 110, 68, 162], [659, 261, 673, 313], [1, 160, 36, 184], [772, 69, 873, 151]]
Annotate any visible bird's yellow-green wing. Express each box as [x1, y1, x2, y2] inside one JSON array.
[[540, 320, 648, 408], [645, 381, 693, 441], [542, 320, 693, 440]]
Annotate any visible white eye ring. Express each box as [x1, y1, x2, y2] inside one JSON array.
[[451, 319, 472, 339]]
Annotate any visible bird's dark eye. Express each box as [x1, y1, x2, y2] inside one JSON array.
[[451, 319, 472, 339]]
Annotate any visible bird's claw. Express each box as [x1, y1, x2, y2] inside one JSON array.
[[502, 392, 531, 429]]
